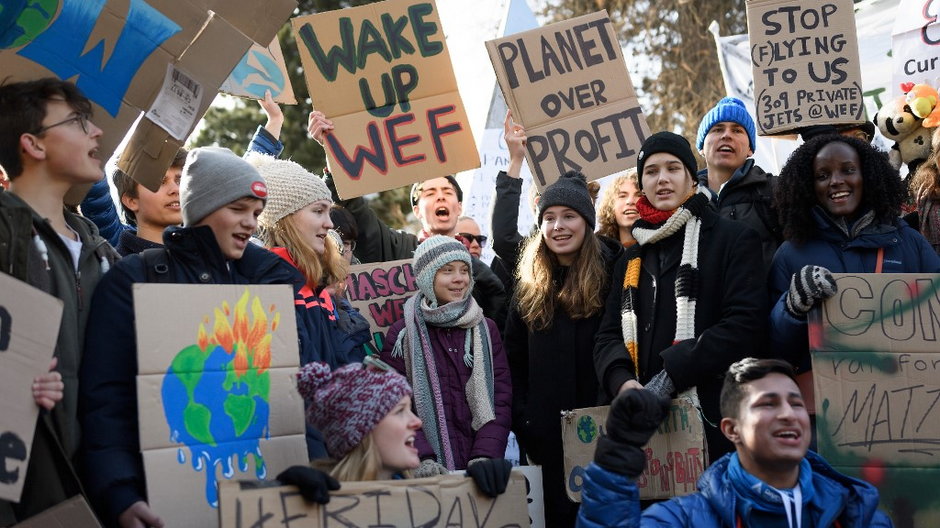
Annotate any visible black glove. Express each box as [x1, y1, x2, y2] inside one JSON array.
[[276, 466, 340, 504], [594, 389, 670, 477], [466, 458, 513, 498], [785, 265, 837, 318]]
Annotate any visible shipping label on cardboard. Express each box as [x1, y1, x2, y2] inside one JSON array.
[[218, 473, 529, 527], [291, 0, 479, 200], [486, 11, 649, 190], [810, 273, 940, 523], [343, 259, 418, 353], [134, 284, 307, 528], [1, 0, 294, 203], [220, 37, 297, 104], [562, 400, 706, 502], [0, 274, 63, 503], [145, 64, 204, 140], [746, 0, 865, 135]]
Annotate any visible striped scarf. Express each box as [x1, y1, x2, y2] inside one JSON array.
[[621, 189, 709, 378], [391, 292, 495, 470]]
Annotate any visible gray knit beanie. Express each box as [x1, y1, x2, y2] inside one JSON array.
[[413, 235, 473, 307], [245, 153, 333, 229], [538, 171, 596, 228], [180, 147, 268, 226]]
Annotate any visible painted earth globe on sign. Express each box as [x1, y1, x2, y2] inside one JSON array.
[[161, 289, 278, 508], [577, 415, 598, 444], [0, 0, 58, 49]]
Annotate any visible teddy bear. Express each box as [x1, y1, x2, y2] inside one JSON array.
[[873, 94, 932, 172]]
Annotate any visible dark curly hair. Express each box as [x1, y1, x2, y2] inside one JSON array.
[[775, 134, 906, 244]]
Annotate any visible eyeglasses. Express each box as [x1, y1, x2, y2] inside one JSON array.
[[458, 233, 488, 245], [342, 239, 357, 255], [34, 113, 91, 135]]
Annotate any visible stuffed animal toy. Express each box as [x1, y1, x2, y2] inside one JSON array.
[[874, 94, 932, 171], [902, 82, 940, 128]]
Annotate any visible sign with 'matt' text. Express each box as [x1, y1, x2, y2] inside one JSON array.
[[292, 0, 479, 200], [486, 11, 649, 190], [344, 259, 418, 355], [746, 0, 865, 135], [811, 273, 940, 524]]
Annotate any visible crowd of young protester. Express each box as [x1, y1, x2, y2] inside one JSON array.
[[3, 75, 939, 528]]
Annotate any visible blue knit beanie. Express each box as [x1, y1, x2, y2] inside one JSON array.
[[696, 97, 757, 153]]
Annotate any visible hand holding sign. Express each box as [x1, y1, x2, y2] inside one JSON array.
[[503, 110, 527, 179], [307, 110, 334, 147], [259, 90, 284, 140], [32, 357, 63, 411]]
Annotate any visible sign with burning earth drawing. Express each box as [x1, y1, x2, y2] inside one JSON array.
[[134, 284, 307, 528]]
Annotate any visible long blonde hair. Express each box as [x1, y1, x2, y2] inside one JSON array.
[[315, 433, 414, 481], [910, 127, 940, 202], [597, 169, 639, 240], [261, 214, 347, 289], [513, 224, 607, 331]]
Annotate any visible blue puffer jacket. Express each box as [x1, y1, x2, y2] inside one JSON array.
[[769, 208, 940, 368], [577, 451, 893, 527]]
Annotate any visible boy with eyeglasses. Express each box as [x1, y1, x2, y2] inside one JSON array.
[[0, 78, 119, 523]]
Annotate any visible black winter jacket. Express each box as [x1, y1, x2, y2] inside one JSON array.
[[698, 159, 782, 276], [593, 207, 768, 462], [78, 226, 318, 526], [504, 234, 622, 528]]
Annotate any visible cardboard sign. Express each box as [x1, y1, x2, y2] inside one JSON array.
[[220, 37, 297, 104], [811, 273, 940, 523], [562, 399, 706, 502], [0, 0, 295, 203], [892, 0, 940, 96], [486, 11, 649, 190], [134, 284, 308, 528], [0, 274, 63, 503], [218, 472, 529, 527], [291, 0, 480, 200], [11, 495, 101, 528], [344, 259, 418, 354], [746, 0, 865, 135]]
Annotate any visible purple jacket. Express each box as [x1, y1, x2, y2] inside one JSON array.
[[380, 317, 512, 469]]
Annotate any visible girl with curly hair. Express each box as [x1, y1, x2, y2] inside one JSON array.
[[909, 127, 940, 254], [769, 135, 940, 416], [594, 132, 767, 465], [596, 169, 642, 247], [504, 167, 623, 527]]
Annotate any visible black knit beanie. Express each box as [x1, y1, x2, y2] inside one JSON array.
[[635, 132, 698, 190], [538, 171, 596, 228]]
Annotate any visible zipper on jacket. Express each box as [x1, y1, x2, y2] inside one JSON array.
[[75, 270, 83, 311]]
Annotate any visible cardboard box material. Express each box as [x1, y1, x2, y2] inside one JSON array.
[[343, 258, 418, 354], [0, 0, 295, 203], [11, 495, 101, 528], [562, 398, 706, 502], [218, 473, 530, 527], [811, 273, 940, 524], [133, 284, 307, 528], [220, 37, 297, 104], [291, 0, 480, 200], [746, 0, 865, 135], [486, 10, 650, 190], [0, 275, 63, 503]]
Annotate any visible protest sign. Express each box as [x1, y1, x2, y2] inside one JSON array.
[[220, 37, 297, 104], [134, 284, 307, 528], [218, 472, 529, 527], [291, 0, 480, 200], [810, 273, 940, 524], [0, 0, 295, 203], [892, 0, 940, 95], [746, 0, 865, 135], [0, 274, 63, 503], [344, 259, 418, 354], [11, 495, 101, 528], [485, 11, 649, 190], [562, 399, 706, 502]]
